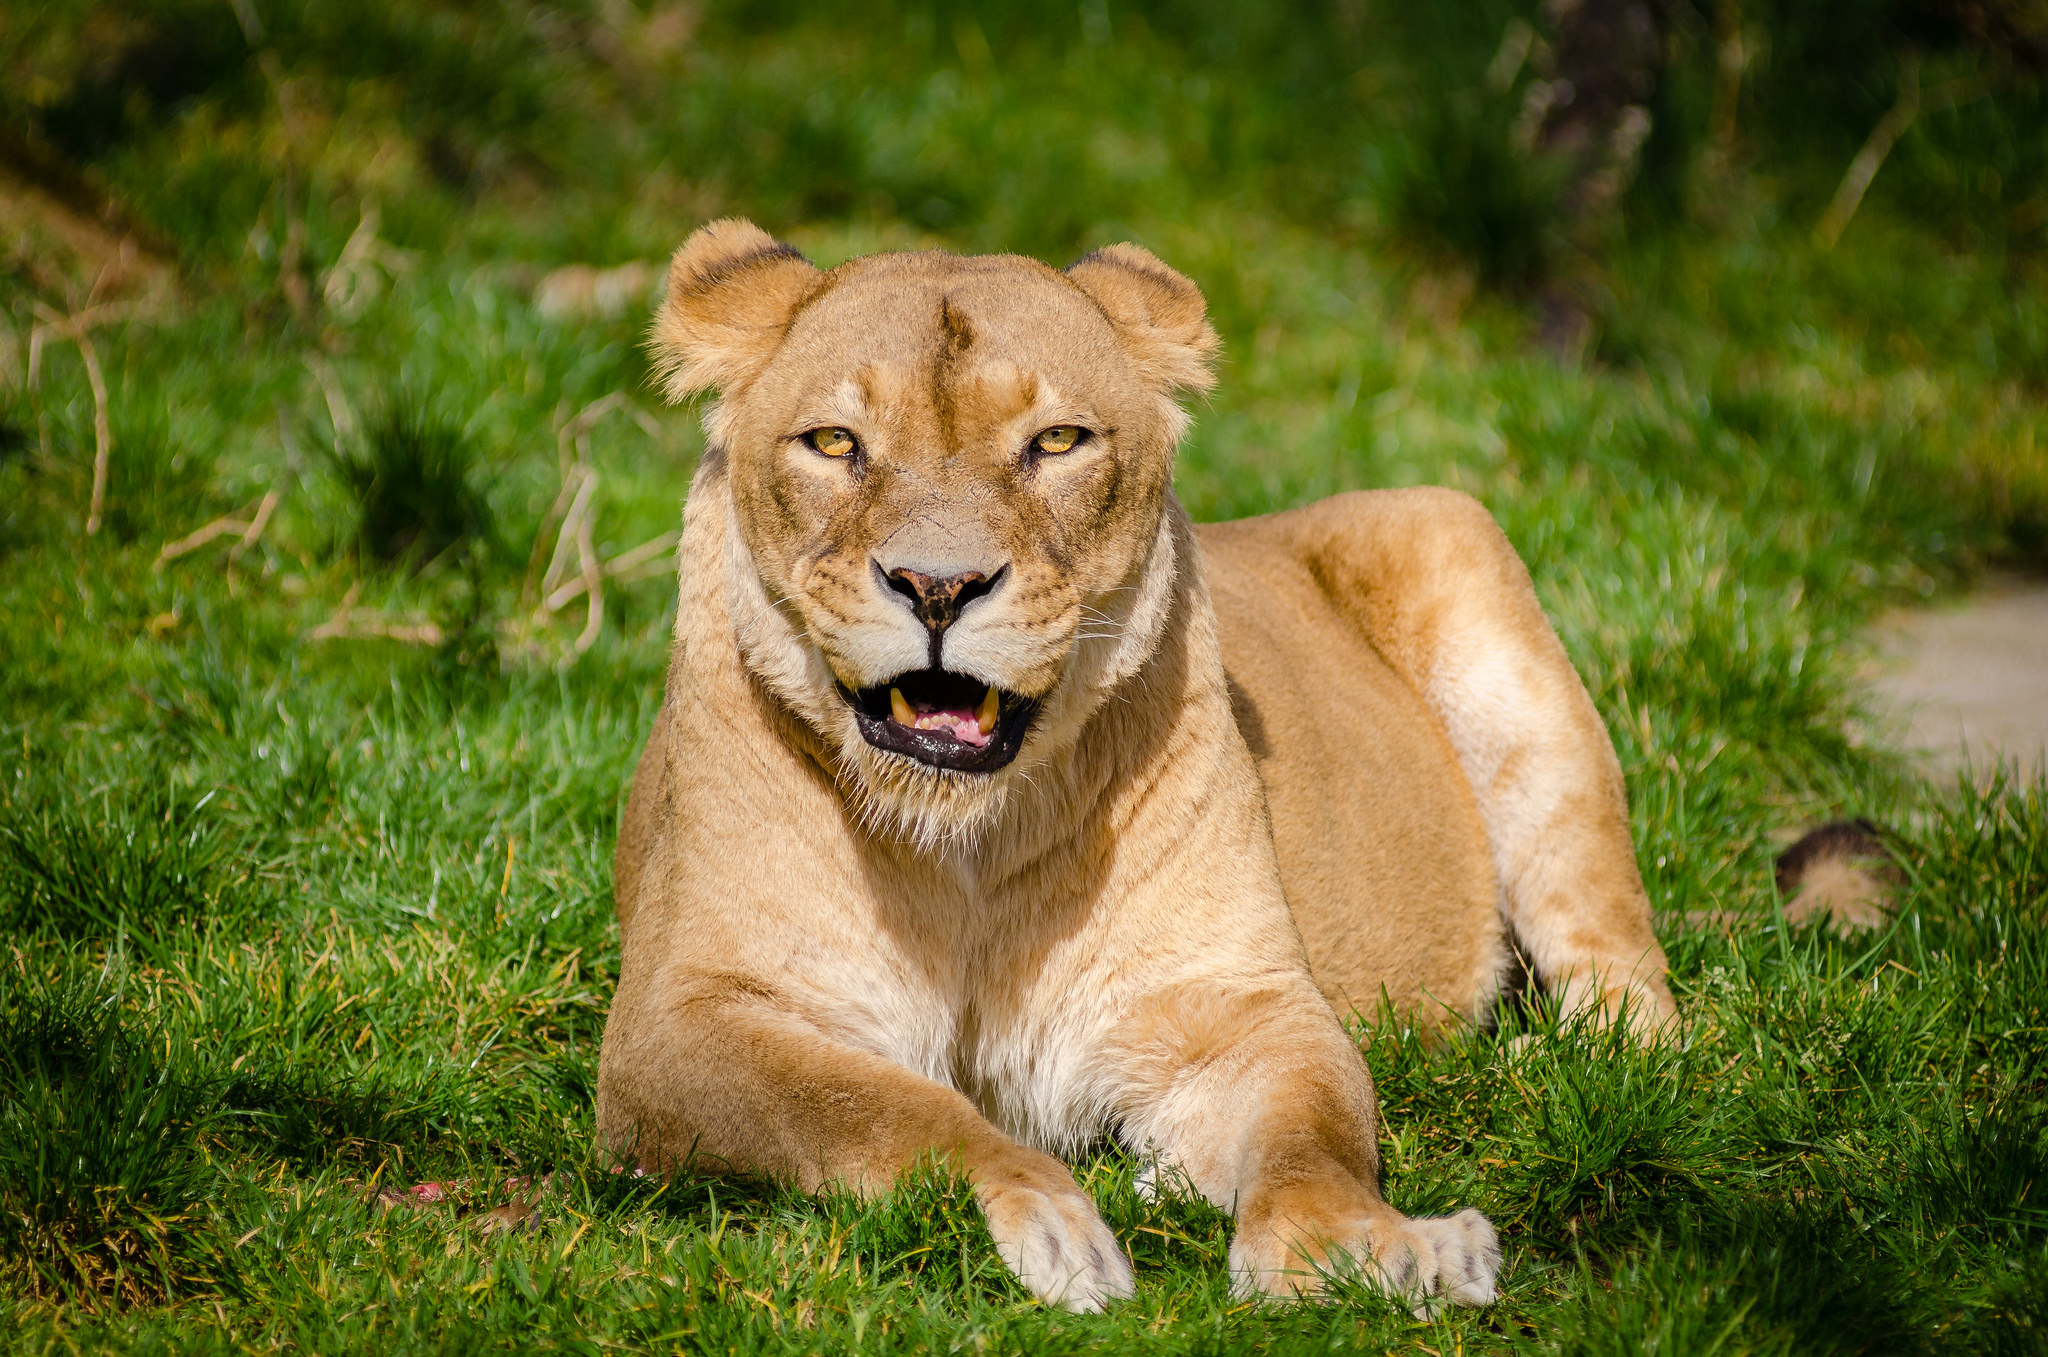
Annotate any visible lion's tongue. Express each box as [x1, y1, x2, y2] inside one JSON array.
[[889, 683, 998, 748], [910, 708, 991, 747]]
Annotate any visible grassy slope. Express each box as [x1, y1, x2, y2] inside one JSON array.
[[2, 2, 2046, 1351]]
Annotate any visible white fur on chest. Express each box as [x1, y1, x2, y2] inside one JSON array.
[[788, 889, 1127, 1156]]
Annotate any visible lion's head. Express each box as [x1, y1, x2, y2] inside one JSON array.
[[650, 220, 1217, 843]]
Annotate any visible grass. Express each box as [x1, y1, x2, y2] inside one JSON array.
[[2, 0, 2047, 1351], [335, 400, 495, 569], [0, 991, 225, 1308]]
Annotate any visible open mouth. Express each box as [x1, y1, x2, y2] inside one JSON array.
[[839, 668, 1036, 773]]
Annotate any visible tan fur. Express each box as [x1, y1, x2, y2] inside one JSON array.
[[599, 221, 1673, 1311], [1784, 858, 1894, 933], [1200, 495, 1673, 1032], [1777, 821, 1900, 935]]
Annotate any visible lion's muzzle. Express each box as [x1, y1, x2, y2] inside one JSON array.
[[838, 668, 1038, 772], [881, 564, 1003, 647]]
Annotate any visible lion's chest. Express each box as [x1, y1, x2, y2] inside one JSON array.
[[800, 899, 1124, 1154]]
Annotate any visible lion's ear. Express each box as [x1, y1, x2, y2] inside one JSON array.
[[649, 219, 821, 402], [1066, 243, 1218, 396]]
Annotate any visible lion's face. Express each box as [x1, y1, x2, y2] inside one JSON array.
[[651, 223, 1216, 840]]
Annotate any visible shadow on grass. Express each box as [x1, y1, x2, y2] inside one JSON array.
[[333, 396, 495, 570], [0, 991, 221, 1309], [0, 977, 593, 1311]]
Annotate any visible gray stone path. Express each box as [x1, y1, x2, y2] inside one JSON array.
[[1864, 576, 2048, 783]]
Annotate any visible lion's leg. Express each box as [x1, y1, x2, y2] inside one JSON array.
[[1112, 987, 1499, 1306], [596, 987, 1133, 1311], [1294, 487, 1675, 1036]]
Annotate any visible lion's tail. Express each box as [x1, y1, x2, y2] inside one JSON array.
[[1773, 819, 1902, 936]]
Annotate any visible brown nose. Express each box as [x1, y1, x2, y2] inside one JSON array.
[[883, 565, 1002, 636]]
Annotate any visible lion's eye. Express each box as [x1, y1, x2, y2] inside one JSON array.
[[805, 428, 858, 458], [1032, 425, 1084, 456]]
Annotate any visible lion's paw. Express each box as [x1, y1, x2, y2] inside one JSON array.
[[977, 1171, 1135, 1312], [1232, 1201, 1500, 1312], [1397, 1208, 1500, 1308]]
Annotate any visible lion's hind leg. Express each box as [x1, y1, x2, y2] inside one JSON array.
[[1289, 487, 1676, 1038]]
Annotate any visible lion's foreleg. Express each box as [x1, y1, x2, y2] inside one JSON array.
[[595, 990, 1134, 1311], [1109, 988, 1499, 1307]]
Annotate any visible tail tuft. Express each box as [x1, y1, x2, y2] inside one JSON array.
[[1775, 819, 1902, 935]]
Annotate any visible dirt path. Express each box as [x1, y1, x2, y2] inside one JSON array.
[[1865, 576, 2048, 783]]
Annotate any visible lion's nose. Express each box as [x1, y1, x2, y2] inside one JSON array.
[[881, 564, 1004, 636]]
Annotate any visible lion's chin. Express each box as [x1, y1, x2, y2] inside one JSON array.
[[827, 677, 1046, 850], [833, 746, 1021, 851]]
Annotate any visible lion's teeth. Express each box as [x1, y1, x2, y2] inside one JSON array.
[[890, 687, 914, 725], [976, 686, 999, 734]]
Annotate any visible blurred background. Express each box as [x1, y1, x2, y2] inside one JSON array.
[[7, 0, 2048, 552]]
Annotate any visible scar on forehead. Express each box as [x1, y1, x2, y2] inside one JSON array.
[[939, 295, 975, 355]]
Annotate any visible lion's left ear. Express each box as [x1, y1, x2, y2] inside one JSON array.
[[1066, 243, 1219, 397], [648, 218, 822, 403]]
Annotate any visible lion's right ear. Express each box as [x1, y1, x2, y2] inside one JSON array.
[[648, 219, 821, 403]]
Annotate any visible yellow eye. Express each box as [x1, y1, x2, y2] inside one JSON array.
[[805, 427, 857, 458], [1032, 425, 1083, 456]]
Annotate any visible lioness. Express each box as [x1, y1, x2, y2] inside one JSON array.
[[598, 221, 1675, 1311]]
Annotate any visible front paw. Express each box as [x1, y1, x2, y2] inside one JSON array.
[[1556, 971, 1680, 1044], [1400, 1208, 1500, 1306], [1232, 1195, 1500, 1310], [974, 1153, 1135, 1312]]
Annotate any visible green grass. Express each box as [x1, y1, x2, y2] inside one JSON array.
[[3, 0, 2047, 1351]]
